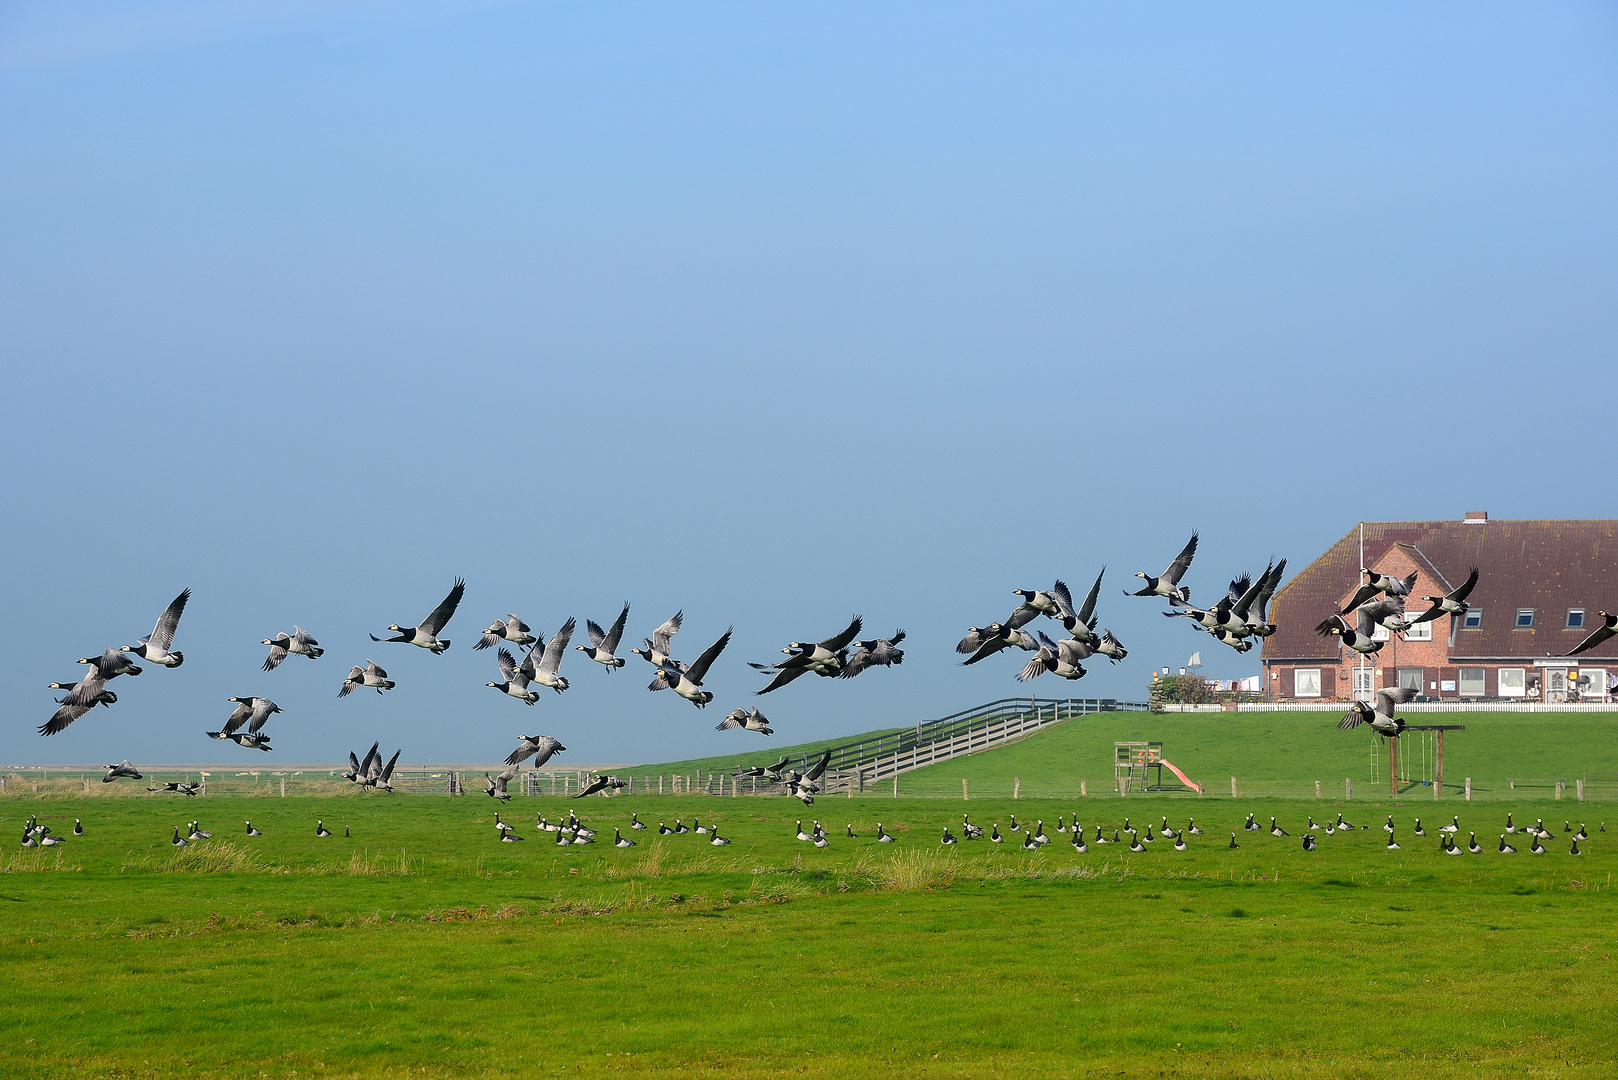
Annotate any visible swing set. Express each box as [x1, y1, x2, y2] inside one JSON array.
[[1369, 724, 1466, 795]]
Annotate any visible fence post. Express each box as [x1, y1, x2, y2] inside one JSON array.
[[1230, 776, 1238, 798], [1013, 777, 1020, 799], [281, 775, 286, 797], [1080, 779, 1087, 797], [1345, 778, 1352, 800], [1555, 781, 1563, 800], [893, 776, 898, 798], [962, 778, 969, 801], [1315, 780, 1321, 799], [1464, 777, 1471, 801]]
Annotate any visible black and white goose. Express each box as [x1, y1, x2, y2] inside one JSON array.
[[315, 820, 332, 837], [1574, 823, 1589, 840], [208, 697, 279, 750], [577, 603, 631, 671], [1301, 834, 1316, 851], [1073, 831, 1089, 853], [488, 646, 540, 705], [693, 818, 711, 835], [941, 827, 958, 846], [1053, 569, 1106, 646], [877, 823, 896, 843], [484, 764, 518, 801], [1316, 607, 1386, 656], [631, 611, 683, 684], [1095, 628, 1129, 663], [1383, 815, 1396, 834], [339, 659, 394, 697], [1499, 834, 1516, 853], [40, 675, 117, 736], [1570, 838, 1582, 855], [1024, 831, 1041, 850], [710, 829, 731, 846], [717, 708, 773, 735], [1341, 569, 1419, 613], [1244, 813, 1260, 831], [962, 815, 984, 840], [1128, 833, 1146, 853], [72, 818, 84, 836], [148, 781, 199, 796], [742, 755, 792, 783], [344, 743, 379, 784], [1174, 831, 1188, 851], [1386, 831, 1401, 850], [1270, 817, 1289, 837], [1467, 832, 1482, 853], [959, 622, 1037, 666], [501, 828, 525, 842], [1187, 819, 1203, 835], [1504, 813, 1516, 834], [1442, 834, 1462, 855], [1529, 833, 1546, 854], [1241, 560, 1287, 638], [614, 828, 635, 848], [795, 821, 813, 841], [246, 821, 261, 836], [1413, 818, 1426, 837], [1033, 821, 1050, 845], [261, 626, 322, 671], [504, 734, 565, 768], [1008, 581, 1075, 629], [1339, 687, 1418, 738], [666, 627, 732, 707], [1440, 816, 1460, 834], [658, 821, 673, 836], [1130, 532, 1198, 602], [1570, 610, 1618, 656], [840, 631, 906, 679], [80, 646, 143, 682], [1358, 598, 1414, 637], [372, 578, 465, 653], [365, 749, 402, 793], [1410, 567, 1479, 627], [1160, 817, 1177, 839], [171, 826, 188, 847], [1142, 825, 1155, 843], [784, 751, 832, 805], [630, 813, 646, 831], [475, 613, 536, 651], [122, 588, 191, 668], [528, 618, 575, 693], [1017, 631, 1089, 683], [38, 832, 63, 847]]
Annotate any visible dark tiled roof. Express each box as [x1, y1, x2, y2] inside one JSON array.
[[1263, 519, 1618, 662]]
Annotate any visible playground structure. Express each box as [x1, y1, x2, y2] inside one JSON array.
[[1114, 741, 1202, 794], [1370, 724, 1466, 795]]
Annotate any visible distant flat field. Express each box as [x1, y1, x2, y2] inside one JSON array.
[[2, 793, 1614, 1078]]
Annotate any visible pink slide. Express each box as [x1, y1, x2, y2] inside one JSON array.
[[1159, 759, 1202, 794]]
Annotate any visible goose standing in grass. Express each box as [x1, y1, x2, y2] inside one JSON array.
[[1410, 567, 1480, 627], [1033, 821, 1050, 844], [1306, 816, 1321, 831], [1504, 813, 1517, 834], [1244, 813, 1259, 832], [1142, 825, 1154, 843], [990, 823, 1004, 843], [246, 821, 261, 836], [614, 828, 635, 848], [1128, 833, 1146, 853], [39, 832, 64, 847], [812, 832, 830, 849], [501, 829, 525, 842], [40, 675, 117, 736], [941, 827, 958, 846], [1574, 823, 1589, 840], [630, 813, 646, 831], [841, 631, 905, 679], [658, 821, 673, 835], [72, 818, 84, 836], [877, 823, 896, 843], [1441, 816, 1460, 834], [504, 734, 565, 768], [577, 603, 631, 671], [1271, 818, 1289, 837], [1570, 838, 1582, 855], [1228, 833, 1239, 849], [1383, 816, 1396, 834], [1335, 813, 1356, 831], [1010, 815, 1023, 833], [666, 628, 733, 707], [315, 820, 332, 837], [1442, 834, 1462, 855], [1072, 830, 1088, 853], [261, 626, 322, 671], [339, 660, 394, 697], [122, 588, 191, 667], [674, 820, 690, 835], [693, 818, 711, 835], [845, 824, 857, 839], [1024, 831, 1041, 851], [372, 578, 465, 653], [1529, 834, 1546, 854], [475, 614, 536, 652], [1174, 831, 1188, 852], [1301, 834, 1316, 851], [711, 829, 731, 846], [962, 815, 984, 840], [1568, 610, 1618, 656], [1499, 835, 1516, 853], [1188, 819, 1203, 836], [717, 708, 773, 735], [1130, 533, 1198, 602], [1159, 817, 1177, 838], [484, 764, 519, 801], [171, 827, 187, 847], [1467, 832, 1482, 853], [1093, 825, 1108, 844], [1386, 831, 1401, 850], [1413, 819, 1426, 837]]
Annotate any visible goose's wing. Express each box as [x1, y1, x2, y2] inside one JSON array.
[[247, 698, 278, 733], [1394, 571, 1419, 597], [1355, 606, 1378, 638], [1340, 582, 1381, 614], [601, 603, 630, 652], [148, 588, 190, 651], [1049, 579, 1075, 620], [716, 710, 747, 731], [507, 614, 530, 634], [380, 749, 401, 781], [1569, 620, 1617, 656], [585, 619, 606, 649], [366, 659, 387, 679], [1014, 630, 1038, 650], [1375, 687, 1419, 716], [1361, 598, 1403, 627], [61, 674, 108, 708], [956, 628, 990, 655], [263, 637, 289, 671], [1005, 604, 1042, 631], [348, 748, 363, 773], [359, 741, 380, 776], [1161, 532, 1199, 585], [1016, 652, 1048, 682], [962, 634, 1008, 665], [539, 617, 575, 674], [497, 647, 519, 682], [419, 578, 466, 636], [504, 738, 536, 766], [293, 626, 317, 647], [756, 664, 807, 695], [339, 666, 365, 696], [839, 648, 874, 679], [651, 611, 682, 654], [1449, 566, 1480, 603], [819, 615, 863, 652], [531, 736, 563, 768], [220, 701, 252, 735], [1314, 614, 1348, 636], [40, 699, 93, 735], [803, 750, 832, 782], [889, 629, 906, 646], [1252, 559, 1286, 618], [1057, 637, 1091, 664], [1225, 573, 1252, 606], [1232, 566, 1269, 617], [498, 762, 520, 784], [474, 622, 503, 651], [1075, 570, 1102, 623], [685, 627, 732, 683]]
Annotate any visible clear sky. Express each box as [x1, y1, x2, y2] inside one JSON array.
[[2, 2, 1615, 767]]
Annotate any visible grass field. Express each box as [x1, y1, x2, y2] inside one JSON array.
[[4, 786, 1615, 1079]]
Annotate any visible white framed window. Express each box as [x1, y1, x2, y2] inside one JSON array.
[[1516, 609, 1535, 628], [1497, 667, 1526, 697], [1294, 668, 1321, 697], [1581, 668, 1609, 701], [1397, 668, 1423, 692], [1567, 609, 1586, 629], [1462, 609, 1483, 629], [1458, 667, 1485, 696], [1404, 619, 1431, 641], [1351, 666, 1376, 701]]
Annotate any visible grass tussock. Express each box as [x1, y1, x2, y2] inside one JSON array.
[[336, 848, 415, 877], [0, 848, 79, 873], [122, 841, 265, 874], [422, 903, 526, 923]]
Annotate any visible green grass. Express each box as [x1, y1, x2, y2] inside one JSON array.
[[3, 791, 1616, 1078], [895, 710, 1618, 799], [630, 723, 905, 775]]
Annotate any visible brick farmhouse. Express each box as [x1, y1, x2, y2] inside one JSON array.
[[1262, 514, 1618, 703]]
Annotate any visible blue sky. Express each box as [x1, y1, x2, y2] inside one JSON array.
[[2, 2, 1614, 766]]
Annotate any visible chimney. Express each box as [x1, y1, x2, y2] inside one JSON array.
[[1463, 511, 1488, 524]]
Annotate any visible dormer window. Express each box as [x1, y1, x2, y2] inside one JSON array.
[[1567, 608, 1586, 629], [1462, 609, 1483, 629], [1516, 609, 1535, 628]]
